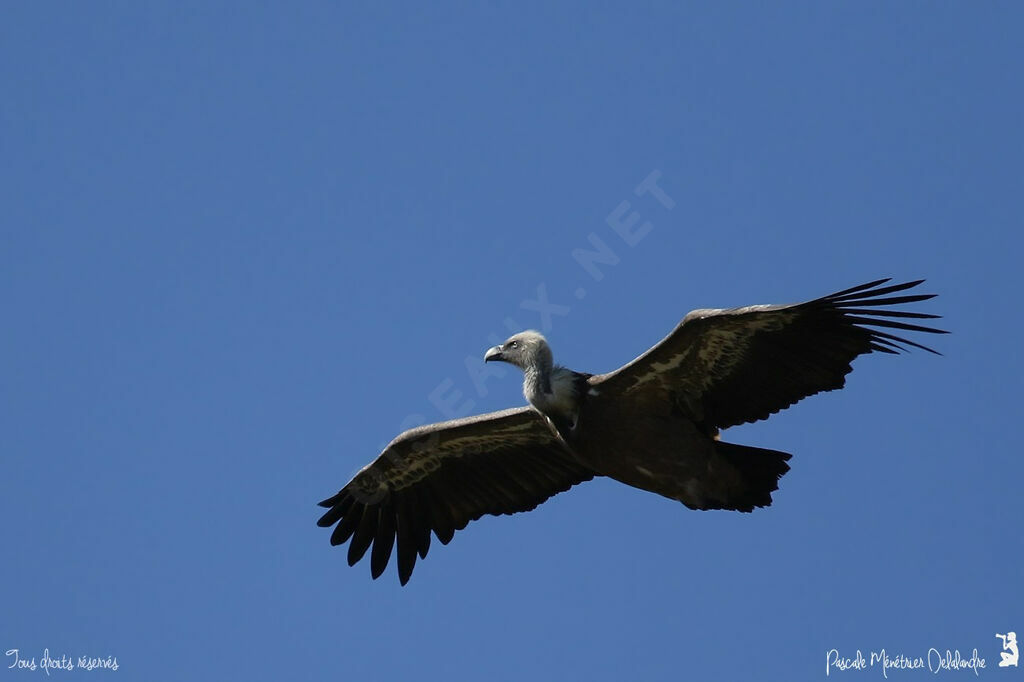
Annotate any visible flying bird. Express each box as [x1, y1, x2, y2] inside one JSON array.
[[318, 278, 946, 584]]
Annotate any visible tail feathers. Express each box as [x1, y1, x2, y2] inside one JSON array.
[[687, 441, 792, 513]]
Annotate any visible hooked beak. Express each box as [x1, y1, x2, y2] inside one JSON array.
[[484, 346, 505, 363]]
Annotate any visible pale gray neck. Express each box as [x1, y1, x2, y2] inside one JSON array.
[[523, 361, 552, 401], [524, 363, 581, 425]]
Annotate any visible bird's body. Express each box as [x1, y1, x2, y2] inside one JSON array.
[[495, 331, 788, 510], [319, 278, 947, 584]]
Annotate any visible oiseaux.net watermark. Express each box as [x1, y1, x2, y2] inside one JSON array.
[[825, 631, 1018, 678], [391, 168, 673, 435], [343, 169, 676, 493]]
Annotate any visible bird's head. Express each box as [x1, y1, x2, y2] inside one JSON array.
[[484, 330, 552, 371]]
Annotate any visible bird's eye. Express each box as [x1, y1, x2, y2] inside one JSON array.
[[508, 341, 519, 349]]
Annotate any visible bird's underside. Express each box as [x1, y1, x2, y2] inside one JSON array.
[[318, 278, 947, 584]]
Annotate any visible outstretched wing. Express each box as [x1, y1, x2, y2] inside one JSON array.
[[317, 406, 595, 585], [593, 279, 947, 430]]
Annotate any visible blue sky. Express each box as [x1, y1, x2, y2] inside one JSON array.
[[2, 3, 1021, 680]]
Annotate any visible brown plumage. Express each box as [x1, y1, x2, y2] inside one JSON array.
[[318, 278, 947, 584]]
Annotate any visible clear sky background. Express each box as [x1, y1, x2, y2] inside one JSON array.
[[2, 3, 1022, 681]]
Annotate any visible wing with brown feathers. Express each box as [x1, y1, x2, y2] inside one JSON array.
[[317, 406, 595, 585], [592, 279, 947, 430]]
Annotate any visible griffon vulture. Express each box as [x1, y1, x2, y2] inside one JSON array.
[[318, 278, 946, 584]]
